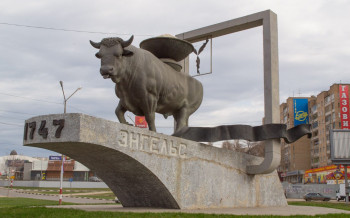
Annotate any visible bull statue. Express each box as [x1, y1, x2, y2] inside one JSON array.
[[90, 35, 203, 133]]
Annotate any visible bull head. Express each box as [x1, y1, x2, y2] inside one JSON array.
[[90, 40, 101, 49], [89, 35, 134, 49], [90, 35, 135, 81], [120, 35, 134, 48]]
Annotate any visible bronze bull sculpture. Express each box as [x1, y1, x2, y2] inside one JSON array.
[[90, 36, 203, 132]]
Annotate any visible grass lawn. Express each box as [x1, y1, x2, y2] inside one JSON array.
[[0, 207, 349, 218], [12, 187, 113, 195], [289, 201, 350, 211], [0, 197, 76, 208], [1, 197, 350, 217], [10, 186, 116, 199], [12, 186, 111, 192]]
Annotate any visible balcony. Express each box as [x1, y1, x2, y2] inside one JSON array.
[[311, 137, 319, 142], [325, 111, 332, 116], [325, 96, 332, 106]]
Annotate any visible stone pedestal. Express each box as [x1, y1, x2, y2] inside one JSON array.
[[23, 113, 287, 209]]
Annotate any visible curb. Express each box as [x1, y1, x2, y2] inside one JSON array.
[[14, 189, 118, 203]]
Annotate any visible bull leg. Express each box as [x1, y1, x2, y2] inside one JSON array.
[[144, 113, 156, 132], [115, 102, 130, 125], [174, 108, 189, 132], [143, 98, 157, 131]]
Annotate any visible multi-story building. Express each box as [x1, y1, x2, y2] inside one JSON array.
[[309, 84, 347, 168], [280, 97, 311, 183], [279, 83, 350, 183]]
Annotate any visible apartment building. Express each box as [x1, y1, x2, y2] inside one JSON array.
[[309, 84, 347, 168], [279, 84, 350, 183], [280, 97, 311, 183]]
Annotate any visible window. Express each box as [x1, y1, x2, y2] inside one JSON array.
[[325, 96, 331, 104], [311, 105, 317, 114], [283, 116, 287, 123]]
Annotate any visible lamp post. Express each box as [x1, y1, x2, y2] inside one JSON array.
[[59, 81, 82, 114], [58, 81, 82, 205]]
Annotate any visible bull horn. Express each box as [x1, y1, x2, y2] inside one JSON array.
[[89, 40, 101, 49], [120, 35, 134, 48]]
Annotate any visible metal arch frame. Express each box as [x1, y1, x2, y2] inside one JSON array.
[[176, 10, 280, 174]]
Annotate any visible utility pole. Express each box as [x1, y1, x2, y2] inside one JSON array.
[[345, 165, 349, 204], [58, 81, 82, 205]]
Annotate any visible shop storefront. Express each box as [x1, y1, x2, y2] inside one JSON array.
[[304, 165, 350, 184]]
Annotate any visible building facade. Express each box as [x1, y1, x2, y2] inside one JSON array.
[[308, 84, 348, 169], [24, 158, 94, 181], [280, 97, 311, 183], [279, 83, 350, 183], [0, 152, 97, 182]]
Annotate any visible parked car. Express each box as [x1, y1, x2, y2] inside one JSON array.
[[89, 176, 101, 182], [303, 193, 331, 201]]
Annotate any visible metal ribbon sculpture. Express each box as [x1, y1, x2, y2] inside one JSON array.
[[173, 124, 311, 143]]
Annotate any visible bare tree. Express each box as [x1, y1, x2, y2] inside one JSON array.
[[246, 141, 265, 157], [222, 140, 245, 152], [222, 140, 264, 157]]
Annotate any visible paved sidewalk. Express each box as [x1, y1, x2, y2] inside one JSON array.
[[47, 204, 350, 216]]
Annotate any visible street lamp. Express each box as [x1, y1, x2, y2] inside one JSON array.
[[59, 81, 82, 114], [58, 81, 82, 205]]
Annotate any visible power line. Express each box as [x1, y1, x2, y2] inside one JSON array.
[[0, 22, 154, 36], [0, 121, 22, 126], [0, 109, 37, 116], [0, 92, 62, 105], [0, 92, 89, 114], [0, 115, 25, 121]]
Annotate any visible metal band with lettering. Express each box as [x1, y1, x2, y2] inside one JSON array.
[[172, 124, 311, 143]]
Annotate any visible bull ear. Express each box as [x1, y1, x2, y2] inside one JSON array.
[[89, 40, 101, 49], [122, 49, 134, 57], [120, 35, 134, 48]]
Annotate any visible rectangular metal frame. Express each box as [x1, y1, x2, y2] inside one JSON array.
[[176, 10, 280, 174], [330, 129, 350, 164]]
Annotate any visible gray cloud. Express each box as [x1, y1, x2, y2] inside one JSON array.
[[1, 0, 350, 156]]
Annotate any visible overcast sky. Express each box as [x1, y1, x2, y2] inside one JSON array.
[[1, 0, 350, 157]]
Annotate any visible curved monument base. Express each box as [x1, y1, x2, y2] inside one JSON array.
[[23, 113, 287, 209]]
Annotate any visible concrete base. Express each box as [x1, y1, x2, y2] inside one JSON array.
[[23, 113, 287, 209]]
